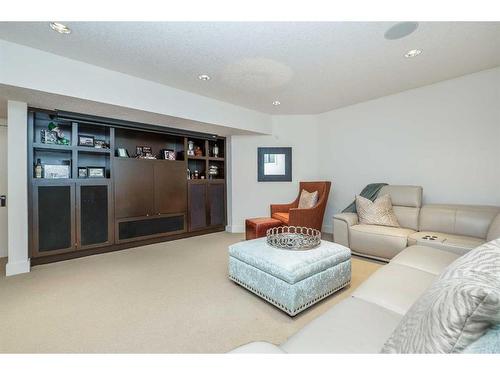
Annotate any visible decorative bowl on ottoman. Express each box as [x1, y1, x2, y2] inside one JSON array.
[[228, 237, 351, 316]]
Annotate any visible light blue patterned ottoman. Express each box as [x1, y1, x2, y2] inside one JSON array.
[[228, 237, 351, 316]]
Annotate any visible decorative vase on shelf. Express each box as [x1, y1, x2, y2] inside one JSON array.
[[213, 144, 219, 158]]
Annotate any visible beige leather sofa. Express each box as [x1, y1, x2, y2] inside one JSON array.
[[333, 185, 500, 260], [230, 243, 464, 353]]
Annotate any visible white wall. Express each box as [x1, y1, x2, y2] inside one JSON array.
[[0, 118, 7, 258], [6, 101, 29, 275], [229, 115, 320, 232], [0, 40, 272, 135], [318, 67, 500, 231]]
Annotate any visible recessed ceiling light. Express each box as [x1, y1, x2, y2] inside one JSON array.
[[198, 74, 211, 81], [49, 22, 71, 34], [404, 49, 422, 58], [272, 101, 281, 106]]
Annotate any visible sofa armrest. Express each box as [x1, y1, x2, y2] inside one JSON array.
[[333, 212, 359, 226], [333, 213, 359, 247], [487, 213, 500, 242]]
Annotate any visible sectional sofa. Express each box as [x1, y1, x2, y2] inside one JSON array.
[[231, 239, 500, 353], [333, 185, 500, 260]]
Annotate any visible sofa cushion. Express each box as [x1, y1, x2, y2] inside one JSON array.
[[352, 263, 436, 315], [408, 231, 484, 255], [378, 185, 422, 208], [350, 224, 416, 260], [392, 206, 420, 231], [271, 212, 289, 224], [356, 194, 400, 227], [281, 297, 402, 353], [230, 341, 286, 354], [419, 204, 500, 239], [391, 245, 460, 275], [381, 239, 500, 353]]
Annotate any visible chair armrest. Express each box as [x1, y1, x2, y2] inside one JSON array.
[[333, 213, 358, 247], [333, 212, 359, 227], [271, 203, 296, 215], [288, 207, 319, 228]]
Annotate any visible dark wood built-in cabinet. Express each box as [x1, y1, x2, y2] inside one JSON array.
[[28, 109, 227, 265]]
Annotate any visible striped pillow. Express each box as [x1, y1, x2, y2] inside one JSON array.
[[381, 239, 500, 353]]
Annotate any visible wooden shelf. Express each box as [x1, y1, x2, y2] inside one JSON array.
[[208, 157, 225, 161], [33, 143, 72, 151], [187, 155, 207, 160], [113, 157, 185, 163], [77, 146, 111, 154]]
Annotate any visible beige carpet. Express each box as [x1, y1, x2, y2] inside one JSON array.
[[0, 232, 382, 353]]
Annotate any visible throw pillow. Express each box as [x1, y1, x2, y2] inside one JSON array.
[[463, 325, 500, 354], [298, 189, 319, 209], [381, 239, 500, 353], [356, 194, 400, 227]]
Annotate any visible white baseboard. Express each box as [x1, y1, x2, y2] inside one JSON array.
[[226, 224, 245, 233], [6, 259, 30, 276]]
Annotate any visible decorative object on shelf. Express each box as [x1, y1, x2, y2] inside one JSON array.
[[187, 141, 195, 156], [41, 122, 70, 145], [187, 168, 191, 180], [44, 163, 71, 179], [208, 165, 219, 179], [212, 144, 219, 158], [94, 139, 109, 149], [116, 148, 129, 157], [87, 167, 105, 178], [201, 175, 205, 179], [266, 226, 321, 250], [78, 134, 95, 147], [142, 146, 153, 157], [34, 158, 43, 179], [258, 147, 292, 182], [194, 170, 199, 179], [135, 146, 143, 157], [161, 149, 176, 160], [78, 167, 88, 178], [194, 146, 203, 157]]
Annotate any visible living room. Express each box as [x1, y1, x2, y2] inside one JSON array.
[[0, 1, 499, 373]]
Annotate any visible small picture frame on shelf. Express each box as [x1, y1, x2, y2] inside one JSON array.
[[116, 148, 129, 157], [142, 146, 153, 157], [161, 149, 176, 160], [78, 135, 95, 147], [94, 139, 109, 149], [87, 167, 105, 179], [44, 164, 71, 179], [78, 167, 88, 178]]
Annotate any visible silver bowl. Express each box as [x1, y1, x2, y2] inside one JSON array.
[[266, 226, 321, 250]]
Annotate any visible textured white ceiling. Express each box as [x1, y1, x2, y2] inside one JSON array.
[[0, 22, 499, 114]]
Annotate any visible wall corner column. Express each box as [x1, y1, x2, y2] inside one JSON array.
[[6, 100, 30, 276]]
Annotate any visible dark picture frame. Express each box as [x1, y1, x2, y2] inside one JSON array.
[[78, 134, 95, 147], [257, 147, 292, 182], [78, 167, 88, 178]]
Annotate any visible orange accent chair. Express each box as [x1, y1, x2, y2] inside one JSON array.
[[270, 181, 331, 231]]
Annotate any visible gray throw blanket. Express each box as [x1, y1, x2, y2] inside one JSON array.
[[342, 183, 388, 213]]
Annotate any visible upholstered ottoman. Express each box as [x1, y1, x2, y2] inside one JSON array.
[[228, 238, 351, 316], [245, 217, 283, 240]]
